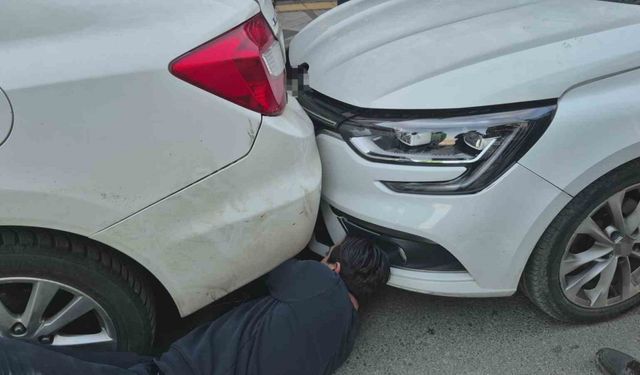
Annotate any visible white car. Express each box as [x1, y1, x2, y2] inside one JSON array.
[[292, 0, 640, 322], [0, 0, 321, 352]]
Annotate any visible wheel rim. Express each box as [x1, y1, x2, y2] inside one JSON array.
[[0, 277, 117, 349], [560, 184, 640, 309]]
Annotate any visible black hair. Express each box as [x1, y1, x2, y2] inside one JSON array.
[[328, 236, 390, 302]]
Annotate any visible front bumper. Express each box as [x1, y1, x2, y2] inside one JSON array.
[[311, 133, 571, 297]]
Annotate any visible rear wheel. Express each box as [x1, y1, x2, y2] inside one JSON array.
[[0, 228, 155, 352], [523, 160, 640, 322]]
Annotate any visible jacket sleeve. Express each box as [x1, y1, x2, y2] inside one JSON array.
[[266, 259, 341, 302]]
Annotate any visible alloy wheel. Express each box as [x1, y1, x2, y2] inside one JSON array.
[[0, 277, 117, 349], [560, 184, 640, 308]]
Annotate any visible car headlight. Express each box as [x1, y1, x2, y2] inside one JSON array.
[[339, 103, 557, 194]]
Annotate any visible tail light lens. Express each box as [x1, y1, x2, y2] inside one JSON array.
[[170, 14, 287, 116]]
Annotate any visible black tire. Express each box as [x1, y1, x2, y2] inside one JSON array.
[[523, 159, 640, 322], [0, 228, 155, 352]]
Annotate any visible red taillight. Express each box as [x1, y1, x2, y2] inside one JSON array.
[[170, 14, 286, 116]]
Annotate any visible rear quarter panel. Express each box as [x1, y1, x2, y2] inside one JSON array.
[[0, 0, 262, 234]]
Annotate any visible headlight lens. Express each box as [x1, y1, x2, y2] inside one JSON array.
[[339, 104, 556, 194]]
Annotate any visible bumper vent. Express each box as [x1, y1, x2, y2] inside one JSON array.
[[331, 208, 466, 272]]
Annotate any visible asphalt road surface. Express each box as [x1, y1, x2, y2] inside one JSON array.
[[157, 267, 640, 375], [334, 286, 640, 375]]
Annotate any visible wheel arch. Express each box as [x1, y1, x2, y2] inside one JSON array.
[[561, 143, 640, 198], [0, 86, 13, 148], [519, 157, 640, 321], [0, 225, 180, 319], [514, 68, 640, 292], [516, 157, 640, 290]]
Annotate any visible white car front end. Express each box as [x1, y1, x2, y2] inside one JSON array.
[[292, 0, 640, 320], [313, 131, 568, 297], [304, 93, 567, 297]]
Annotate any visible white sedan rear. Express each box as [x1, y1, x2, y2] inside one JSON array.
[[0, 0, 320, 352]]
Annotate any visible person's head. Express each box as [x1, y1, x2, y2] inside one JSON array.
[[322, 236, 391, 302]]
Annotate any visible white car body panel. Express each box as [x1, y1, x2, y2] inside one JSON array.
[[1, 0, 322, 316], [313, 135, 571, 295], [0, 74, 261, 234], [520, 68, 640, 196], [290, 0, 640, 109], [0, 0, 262, 233], [96, 100, 321, 316], [0, 88, 11, 146], [1, 0, 258, 91]]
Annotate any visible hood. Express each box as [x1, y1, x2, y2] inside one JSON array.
[[289, 0, 640, 109]]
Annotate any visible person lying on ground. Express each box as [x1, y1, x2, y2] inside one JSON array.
[[0, 235, 391, 375]]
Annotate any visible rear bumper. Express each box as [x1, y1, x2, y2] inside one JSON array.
[[311, 133, 571, 297], [95, 99, 321, 316]]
